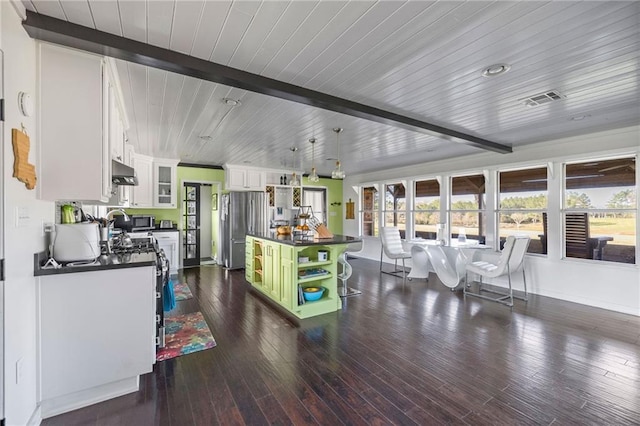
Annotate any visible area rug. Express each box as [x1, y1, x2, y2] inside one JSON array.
[[156, 311, 216, 362], [173, 282, 194, 301]]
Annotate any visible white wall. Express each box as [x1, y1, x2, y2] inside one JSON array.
[[2, 2, 54, 424], [343, 126, 640, 316]]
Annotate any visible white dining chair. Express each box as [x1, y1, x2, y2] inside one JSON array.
[[380, 227, 412, 283], [464, 235, 530, 307]]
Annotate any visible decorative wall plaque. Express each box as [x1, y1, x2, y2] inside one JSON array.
[[12, 128, 37, 190]]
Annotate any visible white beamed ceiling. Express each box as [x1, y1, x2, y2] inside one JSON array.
[[25, 0, 640, 176]]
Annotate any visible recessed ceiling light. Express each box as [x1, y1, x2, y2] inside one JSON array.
[[222, 98, 241, 106], [482, 63, 511, 77]]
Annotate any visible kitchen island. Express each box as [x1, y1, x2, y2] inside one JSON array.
[[246, 233, 361, 319], [34, 252, 156, 418]]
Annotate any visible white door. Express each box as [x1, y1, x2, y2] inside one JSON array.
[[0, 49, 5, 420]]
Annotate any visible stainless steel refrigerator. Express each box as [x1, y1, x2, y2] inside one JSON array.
[[220, 192, 267, 269]]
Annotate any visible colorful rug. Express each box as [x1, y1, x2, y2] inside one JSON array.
[[156, 311, 216, 362], [174, 282, 194, 301]]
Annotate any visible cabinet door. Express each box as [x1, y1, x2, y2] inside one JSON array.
[[156, 232, 179, 273], [269, 243, 281, 299], [246, 170, 264, 190], [280, 259, 293, 309], [38, 44, 109, 202], [131, 156, 153, 207], [154, 162, 177, 208], [226, 168, 246, 190]]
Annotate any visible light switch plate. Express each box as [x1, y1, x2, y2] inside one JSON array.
[[16, 206, 30, 227]]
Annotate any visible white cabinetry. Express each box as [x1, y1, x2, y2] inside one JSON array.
[[224, 165, 265, 191], [37, 43, 112, 202], [39, 266, 155, 416], [155, 231, 180, 273], [131, 154, 154, 208], [153, 160, 178, 208]]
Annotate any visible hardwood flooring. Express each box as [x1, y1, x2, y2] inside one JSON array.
[[43, 258, 640, 425]]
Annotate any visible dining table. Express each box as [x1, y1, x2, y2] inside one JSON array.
[[406, 238, 492, 289]]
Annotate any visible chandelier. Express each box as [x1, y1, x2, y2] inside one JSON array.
[[331, 127, 345, 179], [308, 138, 320, 182]]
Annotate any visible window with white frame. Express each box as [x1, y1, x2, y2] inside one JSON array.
[[563, 156, 636, 264], [450, 173, 486, 242], [383, 182, 406, 238], [360, 186, 379, 237], [498, 167, 548, 253], [413, 178, 440, 239]]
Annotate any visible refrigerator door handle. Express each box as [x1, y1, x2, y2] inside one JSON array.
[[249, 199, 254, 234]]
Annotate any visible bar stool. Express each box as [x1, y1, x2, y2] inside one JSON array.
[[338, 252, 360, 297]]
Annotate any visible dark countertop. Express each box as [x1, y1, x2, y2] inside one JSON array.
[[34, 251, 156, 276], [248, 232, 361, 246]]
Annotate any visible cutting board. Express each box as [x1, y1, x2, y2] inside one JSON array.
[[12, 128, 37, 190]]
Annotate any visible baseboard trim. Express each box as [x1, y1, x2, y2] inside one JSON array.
[[26, 405, 42, 426], [41, 376, 139, 419]]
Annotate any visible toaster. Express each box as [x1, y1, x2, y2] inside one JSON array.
[[159, 220, 173, 229]]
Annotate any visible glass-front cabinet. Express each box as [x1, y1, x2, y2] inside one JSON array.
[[153, 160, 178, 208]]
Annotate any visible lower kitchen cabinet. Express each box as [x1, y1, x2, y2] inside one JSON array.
[[154, 231, 180, 274], [38, 266, 155, 417], [263, 241, 281, 300], [246, 235, 350, 319]]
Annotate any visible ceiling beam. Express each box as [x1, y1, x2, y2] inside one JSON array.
[[23, 11, 512, 154]]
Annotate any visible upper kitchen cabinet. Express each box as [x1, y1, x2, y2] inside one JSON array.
[[37, 43, 112, 202], [105, 58, 129, 164], [153, 159, 178, 208], [130, 154, 154, 208], [224, 165, 265, 191]]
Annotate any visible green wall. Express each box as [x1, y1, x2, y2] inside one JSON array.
[[302, 176, 343, 235], [127, 167, 343, 236]]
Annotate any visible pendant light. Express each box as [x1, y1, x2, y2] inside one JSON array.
[[289, 147, 300, 186], [308, 138, 320, 183], [331, 127, 345, 179]]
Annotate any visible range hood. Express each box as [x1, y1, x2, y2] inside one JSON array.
[[112, 160, 138, 186]]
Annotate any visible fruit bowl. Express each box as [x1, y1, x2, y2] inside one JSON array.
[[303, 286, 325, 302]]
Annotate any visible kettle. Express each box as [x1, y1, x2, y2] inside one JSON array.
[[61, 205, 76, 224]]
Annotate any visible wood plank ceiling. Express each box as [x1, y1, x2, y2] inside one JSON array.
[[24, 1, 640, 176]]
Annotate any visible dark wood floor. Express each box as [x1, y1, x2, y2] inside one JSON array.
[[44, 258, 640, 425]]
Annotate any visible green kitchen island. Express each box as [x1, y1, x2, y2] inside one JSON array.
[[246, 233, 361, 319]]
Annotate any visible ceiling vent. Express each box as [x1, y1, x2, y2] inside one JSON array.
[[520, 90, 565, 107]]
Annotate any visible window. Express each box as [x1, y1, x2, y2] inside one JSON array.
[[563, 157, 636, 264], [498, 167, 548, 253], [360, 186, 379, 236], [413, 178, 440, 239], [450, 174, 486, 242], [383, 182, 406, 238], [302, 187, 327, 224]]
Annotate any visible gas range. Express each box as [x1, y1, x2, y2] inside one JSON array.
[[110, 237, 158, 255]]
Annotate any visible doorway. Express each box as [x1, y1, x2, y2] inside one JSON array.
[[183, 183, 201, 267], [182, 181, 220, 268]]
